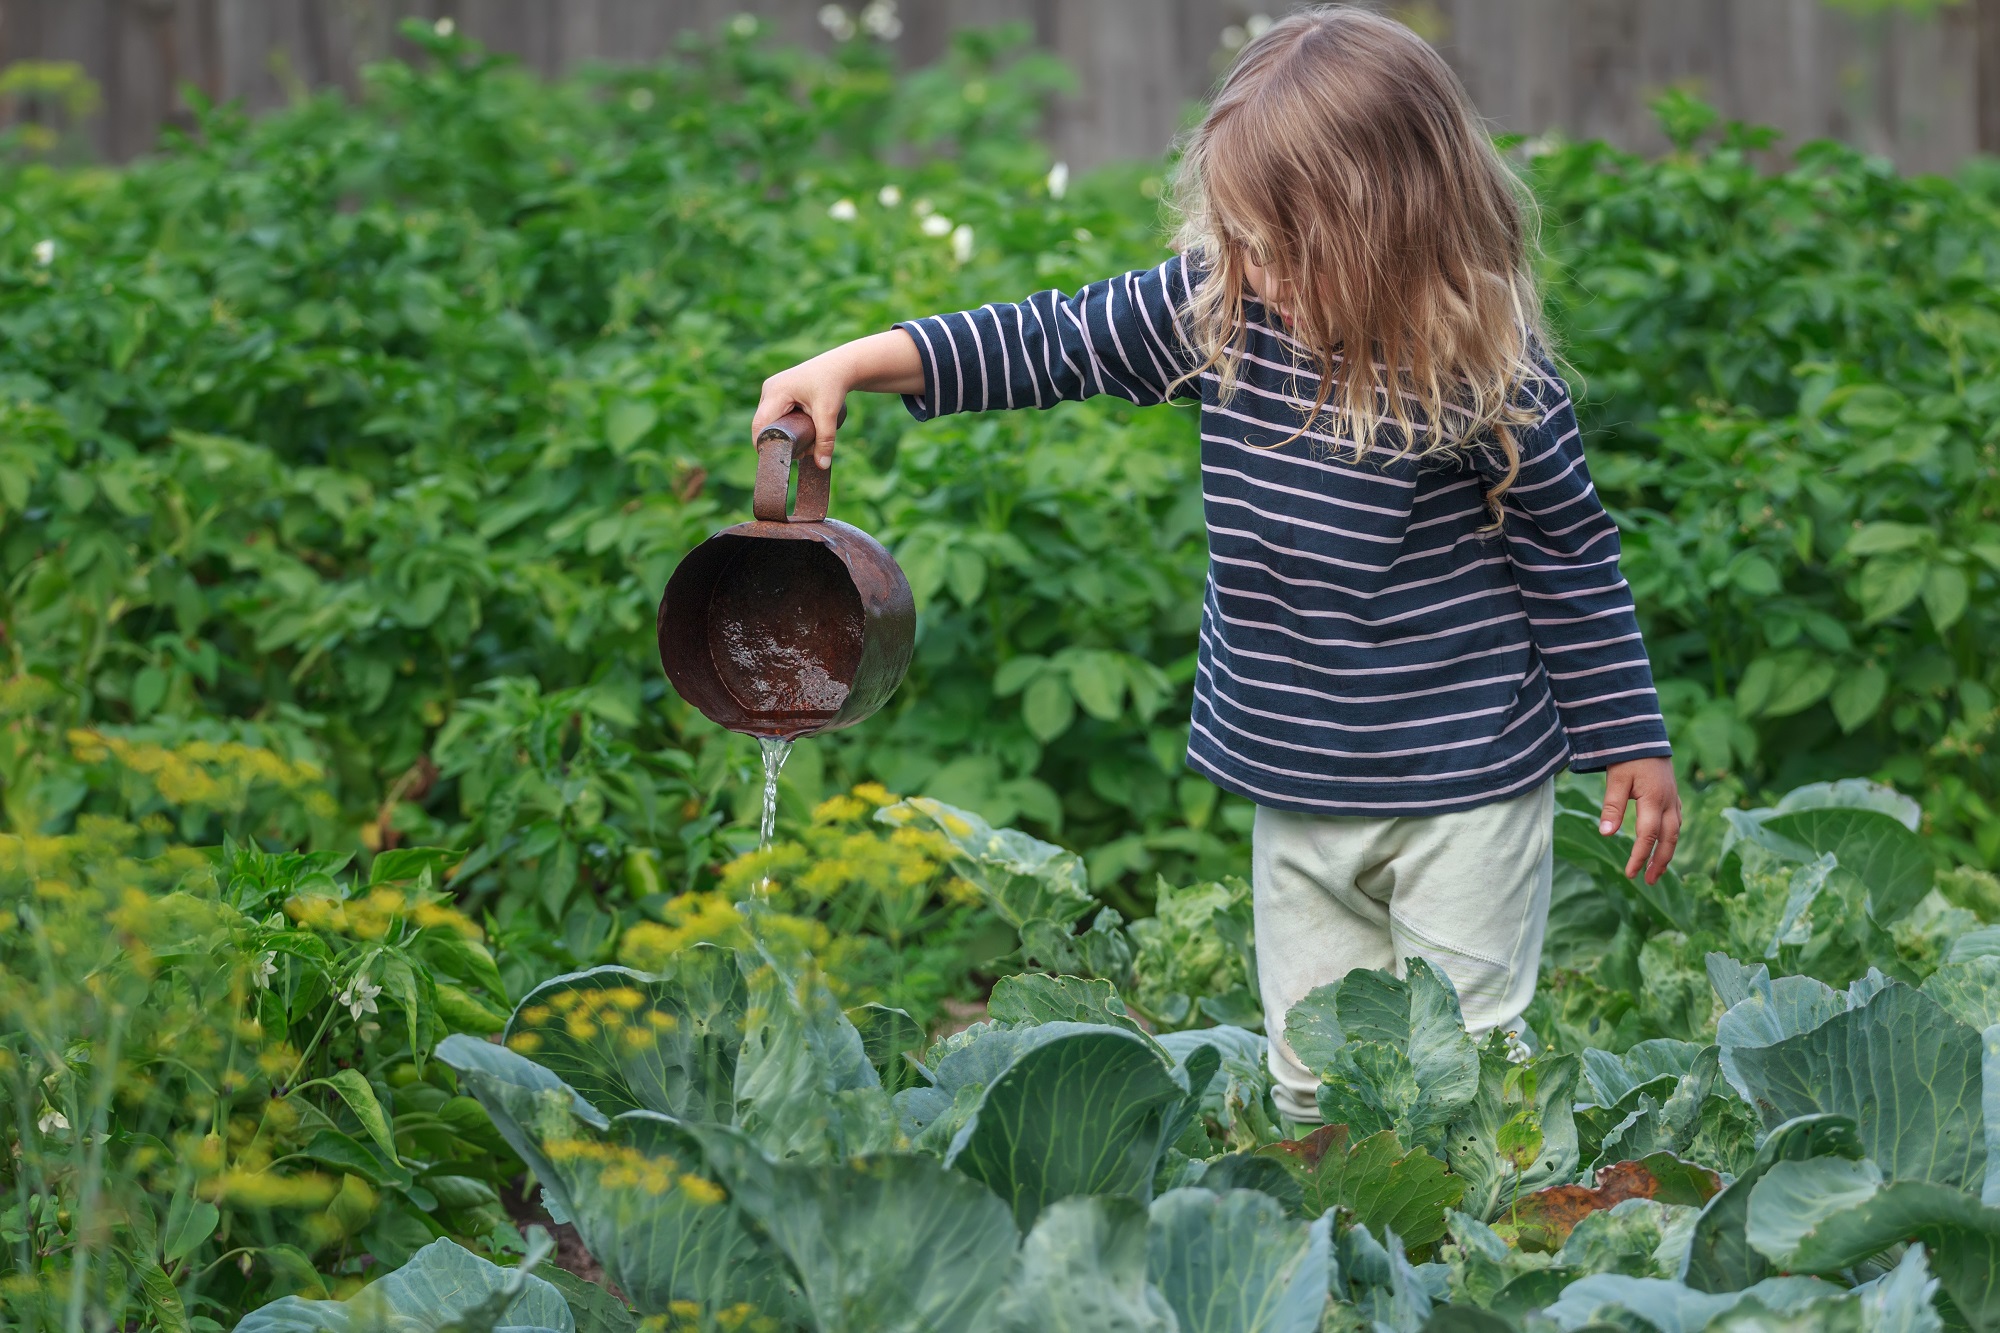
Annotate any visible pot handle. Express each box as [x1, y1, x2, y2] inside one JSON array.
[[753, 409, 843, 523]]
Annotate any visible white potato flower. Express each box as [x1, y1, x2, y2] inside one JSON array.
[[1046, 162, 1069, 200], [31, 239, 54, 266], [337, 976, 382, 1020], [920, 214, 952, 237], [877, 184, 902, 208], [950, 224, 974, 263], [861, 1, 902, 40], [433, 16, 455, 36], [828, 198, 858, 222], [818, 5, 856, 41]]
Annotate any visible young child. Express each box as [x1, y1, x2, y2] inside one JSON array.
[[752, 5, 1680, 1121]]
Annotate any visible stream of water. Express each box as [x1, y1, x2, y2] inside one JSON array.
[[757, 735, 793, 852]]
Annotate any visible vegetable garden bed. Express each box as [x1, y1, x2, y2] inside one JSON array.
[[4, 18, 2000, 1332]]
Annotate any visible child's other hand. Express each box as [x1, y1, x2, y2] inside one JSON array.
[[1598, 756, 1681, 884]]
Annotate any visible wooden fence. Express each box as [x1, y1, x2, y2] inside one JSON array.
[[5, 0, 2000, 173]]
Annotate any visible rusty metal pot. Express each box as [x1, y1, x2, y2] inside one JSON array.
[[657, 410, 915, 740]]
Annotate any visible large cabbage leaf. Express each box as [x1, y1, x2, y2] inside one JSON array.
[[501, 946, 745, 1123], [1680, 1113, 1866, 1293], [1254, 1124, 1463, 1245], [235, 1238, 573, 1333], [1724, 982, 1986, 1190], [978, 1195, 1174, 1333], [878, 796, 1094, 928], [1745, 1156, 2000, 1328], [1282, 959, 1482, 1153], [719, 1150, 1020, 1333], [1145, 1188, 1332, 1333], [945, 1025, 1187, 1230]]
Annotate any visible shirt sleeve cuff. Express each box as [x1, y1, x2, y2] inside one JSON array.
[[894, 318, 947, 422], [1564, 719, 1674, 773]]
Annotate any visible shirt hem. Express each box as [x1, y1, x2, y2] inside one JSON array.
[[1187, 743, 1572, 818]]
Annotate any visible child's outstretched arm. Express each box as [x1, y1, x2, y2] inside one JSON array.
[[1490, 369, 1683, 885], [754, 258, 1196, 465]]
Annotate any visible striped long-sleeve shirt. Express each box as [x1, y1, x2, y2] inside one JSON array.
[[894, 255, 1671, 816]]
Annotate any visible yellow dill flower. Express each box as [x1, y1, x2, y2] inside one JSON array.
[[507, 1032, 544, 1054], [812, 794, 868, 824], [679, 1174, 726, 1205], [851, 782, 897, 807]]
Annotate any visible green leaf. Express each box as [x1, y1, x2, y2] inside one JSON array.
[[1746, 1165, 2000, 1327], [1920, 958, 2000, 1032], [1759, 806, 1933, 921], [369, 847, 462, 886], [947, 547, 988, 605], [504, 952, 746, 1124], [1926, 561, 1971, 631], [235, 1238, 574, 1332], [947, 1026, 1186, 1230], [848, 1002, 929, 1092], [605, 399, 657, 454], [1736, 656, 1779, 717], [1727, 983, 1986, 1189], [733, 947, 887, 1161], [536, 1268, 637, 1333], [133, 1255, 190, 1333], [132, 665, 168, 717], [1068, 651, 1127, 721], [303, 1129, 411, 1190], [1845, 521, 1932, 555], [314, 1069, 400, 1167], [727, 1150, 1020, 1333], [1023, 673, 1076, 741], [159, 1187, 219, 1265], [1829, 664, 1888, 732], [1292, 961, 1482, 1155], [1281, 984, 1347, 1076], [1256, 1125, 1464, 1245], [1553, 808, 1696, 931], [436, 1033, 610, 1225], [993, 654, 1047, 698], [434, 980, 510, 1034], [1858, 554, 1928, 623], [1146, 1189, 1333, 1333], [987, 973, 1147, 1037], [557, 1111, 799, 1324], [1193, 1153, 1305, 1215], [1446, 1038, 1582, 1222], [984, 1195, 1174, 1333], [1543, 1274, 1850, 1333], [879, 797, 1095, 928], [1761, 660, 1837, 719], [1681, 1114, 1866, 1293]]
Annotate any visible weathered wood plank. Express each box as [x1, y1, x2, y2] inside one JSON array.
[[6, 0, 1997, 173]]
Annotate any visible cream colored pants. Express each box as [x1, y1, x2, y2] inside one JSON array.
[[1252, 780, 1554, 1123]]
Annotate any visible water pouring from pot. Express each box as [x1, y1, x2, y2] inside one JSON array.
[[657, 409, 915, 847]]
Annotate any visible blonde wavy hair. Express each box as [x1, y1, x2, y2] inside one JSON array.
[[1169, 6, 1547, 511]]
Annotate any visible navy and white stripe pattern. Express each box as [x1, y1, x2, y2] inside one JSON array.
[[896, 255, 1671, 817]]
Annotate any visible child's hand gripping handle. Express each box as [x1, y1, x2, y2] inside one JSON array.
[[753, 408, 843, 523]]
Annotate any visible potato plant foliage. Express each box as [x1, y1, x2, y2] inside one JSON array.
[[4, 17, 2000, 1333]]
